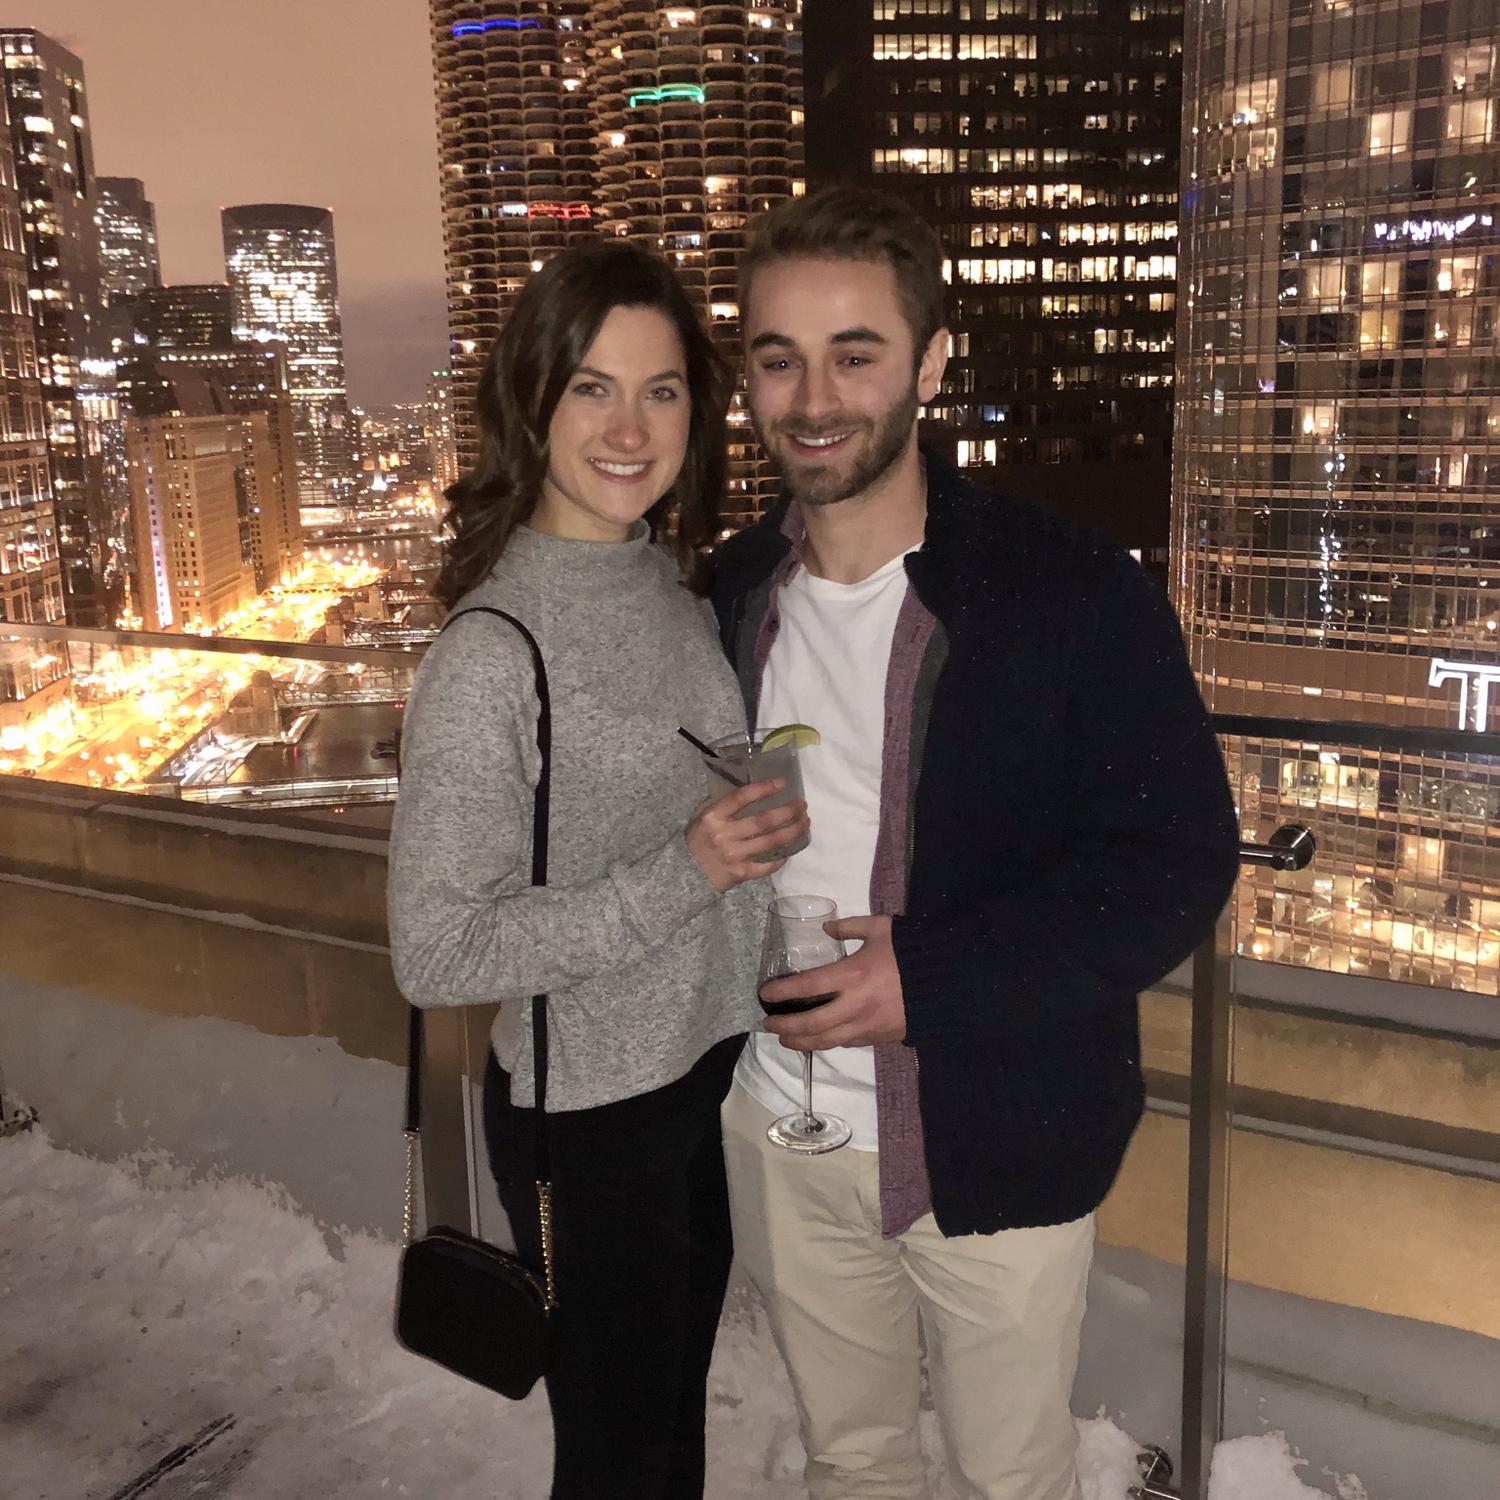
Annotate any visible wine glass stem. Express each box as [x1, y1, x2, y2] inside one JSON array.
[[801, 1051, 817, 1125]]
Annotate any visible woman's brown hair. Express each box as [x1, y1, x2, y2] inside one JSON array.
[[435, 239, 730, 609]]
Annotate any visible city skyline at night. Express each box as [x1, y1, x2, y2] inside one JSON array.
[[19, 0, 447, 411], [1, 12, 1497, 1496]]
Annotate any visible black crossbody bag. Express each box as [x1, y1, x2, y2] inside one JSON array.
[[394, 606, 556, 1399]]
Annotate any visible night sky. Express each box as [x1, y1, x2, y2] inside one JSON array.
[[25, 0, 449, 408]]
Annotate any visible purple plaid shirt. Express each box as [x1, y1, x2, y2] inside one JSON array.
[[750, 503, 937, 1237]]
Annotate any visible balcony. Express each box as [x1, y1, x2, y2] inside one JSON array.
[[1, 624, 1497, 1498]]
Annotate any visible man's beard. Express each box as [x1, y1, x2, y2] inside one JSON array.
[[757, 383, 919, 509]]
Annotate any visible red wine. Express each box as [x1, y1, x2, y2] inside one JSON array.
[[760, 991, 836, 1017]]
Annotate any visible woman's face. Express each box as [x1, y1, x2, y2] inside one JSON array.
[[533, 304, 692, 542]]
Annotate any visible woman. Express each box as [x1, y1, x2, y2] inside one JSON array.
[[387, 240, 804, 1499]]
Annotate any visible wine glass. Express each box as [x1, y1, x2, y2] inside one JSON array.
[[758, 894, 853, 1154]]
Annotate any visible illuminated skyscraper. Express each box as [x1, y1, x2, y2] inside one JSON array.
[[121, 282, 303, 595], [430, 4, 594, 473], [0, 27, 111, 625], [95, 177, 161, 307], [0, 78, 68, 747], [96, 177, 164, 368], [222, 204, 356, 512], [426, 369, 460, 495], [591, 1, 804, 518], [126, 411, 258, 634], [0, 82, 61, 629], [428, 2, 805, 519], [1174, 0, 1500, 992], [130, 284, 235, 352], [802, 0, 1182, 551]]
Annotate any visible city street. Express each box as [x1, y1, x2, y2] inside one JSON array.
[[2, 555, 384, 791]]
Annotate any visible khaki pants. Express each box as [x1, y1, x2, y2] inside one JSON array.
[[722, 1083, 1094, 1500]]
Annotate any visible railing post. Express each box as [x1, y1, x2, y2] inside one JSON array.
[[1178, 824, 1313, 1497], [418, 1007, 477, 1232], [1180, 905, 1234, 1499]]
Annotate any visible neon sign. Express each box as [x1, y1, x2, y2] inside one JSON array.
[[451, 18, 542, 36], [529, 202, 592, 219], [1372, 214, 1495, 246], [627, 85, 706, 108], [1428, 657, 1500, 731]]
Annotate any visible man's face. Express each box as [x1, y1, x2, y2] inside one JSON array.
[[743, 256, 947, 509]]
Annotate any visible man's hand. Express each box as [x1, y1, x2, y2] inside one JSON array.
[[761, 915, 906, 1050]]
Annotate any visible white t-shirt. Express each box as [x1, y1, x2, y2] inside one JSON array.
[[734, 545, 918, 1151]]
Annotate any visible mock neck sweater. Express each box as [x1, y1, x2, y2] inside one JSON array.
[[388, 523, 763, 1110]]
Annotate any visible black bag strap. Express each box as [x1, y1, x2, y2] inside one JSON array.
[[405, 604, 553, 1184]]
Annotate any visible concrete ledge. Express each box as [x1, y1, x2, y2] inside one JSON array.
[[0, 872, 406, 1067], [0, 775, 391, 945]]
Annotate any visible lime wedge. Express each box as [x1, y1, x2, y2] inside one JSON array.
[[761, 723, 821, 752]]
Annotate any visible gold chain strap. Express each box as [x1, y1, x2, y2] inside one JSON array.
[[405, 1128, 555, 1314], [536, 1180, 558, 1310], [402, 1128, 420, 1248]]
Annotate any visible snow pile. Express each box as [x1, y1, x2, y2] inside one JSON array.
[[0, 1128, 1338, 1498], [1210, 1436, 1366, 1500]]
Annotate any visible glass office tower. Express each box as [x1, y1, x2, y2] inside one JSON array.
[[95, 177, 162, 308], [0, 28, 109, 625], [1174, 0, 1500, 991], [803, 0, 1183, 551], [222, 204, 357, 512]]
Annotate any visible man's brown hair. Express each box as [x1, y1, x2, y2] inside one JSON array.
[[737, 184, 948, 356]]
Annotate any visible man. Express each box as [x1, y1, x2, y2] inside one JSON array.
[[710, 184, 1239, 1500]]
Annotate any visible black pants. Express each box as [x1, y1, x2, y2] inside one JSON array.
[[483, 1034, 744, 1500]]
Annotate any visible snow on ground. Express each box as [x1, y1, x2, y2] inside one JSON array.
[[0, 1128, 1336, 1499]]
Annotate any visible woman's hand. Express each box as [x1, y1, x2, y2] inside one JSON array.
[[686, 779, 809, 891]]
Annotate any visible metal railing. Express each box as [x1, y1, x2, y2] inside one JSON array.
[[1163, 711, 1500, 1500], [0, 618, 425, 668]]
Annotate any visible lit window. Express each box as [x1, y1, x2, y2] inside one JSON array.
[[1367, 107, 1412, 157]]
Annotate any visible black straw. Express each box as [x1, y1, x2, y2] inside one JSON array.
[[678, 726, 719, 758], [680, 726, 748, 788]]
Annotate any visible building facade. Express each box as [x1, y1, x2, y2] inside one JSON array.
[[221, 204, 356, 512], [428, 2, 805, 520], [155, 350, 302, 592], [130, 284, 235, 352], [430, 2, 594, 473], [0, 28, 112, 625], [1173, 0, 1500, 992], [96, 176, 162, 368], [426, 368, 459, 495], [0, 78, 67, 748], [590, 1, 804, 518], [126, 412, 258, 634], [0, 80, 61, 630], [802, 0, 1182, 552], [120, 336, 303, 597], [95, 176, 161, 307]]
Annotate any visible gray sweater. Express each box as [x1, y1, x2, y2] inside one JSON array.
[[387, 522, 763, 1110]]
